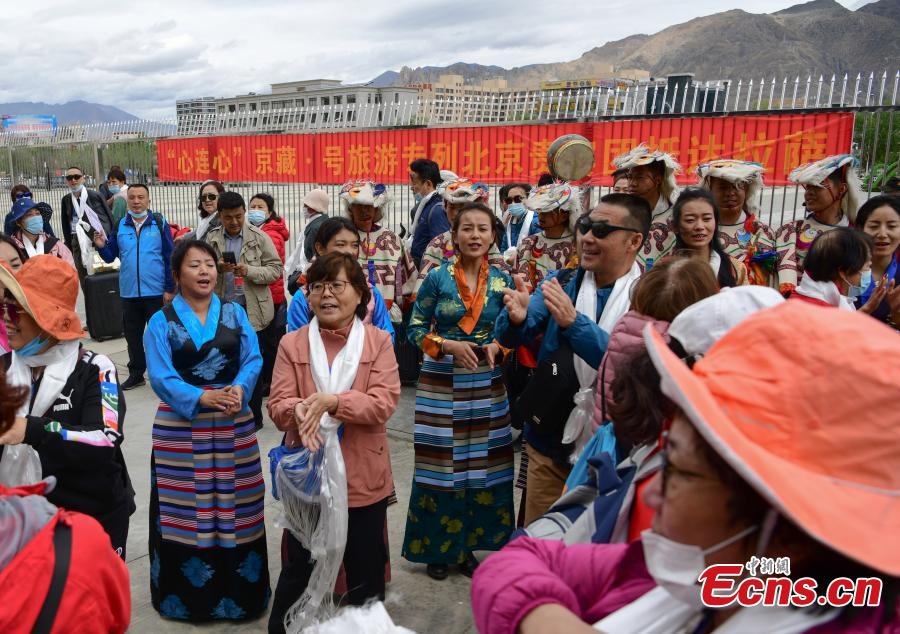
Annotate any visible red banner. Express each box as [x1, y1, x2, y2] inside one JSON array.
[[157, 113, 853, 186]]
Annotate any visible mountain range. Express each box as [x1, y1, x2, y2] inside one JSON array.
[[373, 0, 900, 89], [0, 100, 138, 124]]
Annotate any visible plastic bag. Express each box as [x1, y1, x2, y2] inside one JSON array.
[[561, 387, 596, 464], [301, 602, 417, 634], [277, 422, 348, 633], [0, 444, 43, 487]]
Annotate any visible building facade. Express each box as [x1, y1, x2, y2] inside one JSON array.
[[176, 80, 419, 134]]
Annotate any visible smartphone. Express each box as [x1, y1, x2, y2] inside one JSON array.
[[223, 251, 237, 265]]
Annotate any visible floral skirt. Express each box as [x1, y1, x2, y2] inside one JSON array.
[[149, 403, 270, 621], [401, 483, 515, 565]]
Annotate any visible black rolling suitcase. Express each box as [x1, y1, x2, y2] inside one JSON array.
[[84, 271, 124, 341]]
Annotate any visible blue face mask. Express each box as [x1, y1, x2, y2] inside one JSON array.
[[845, 269, 871, 299], [70, 183, 84, 193], [17, 333, 51, 357], [248, 210, 266, 226], [23, 216, 44, 235], [128, 209, 148, 219], [508, 202, 527, 219], [413, 193, 423, 204], [108, 185, 121, 195]]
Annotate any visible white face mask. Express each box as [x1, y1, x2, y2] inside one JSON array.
[[641, 525, 758, 608]]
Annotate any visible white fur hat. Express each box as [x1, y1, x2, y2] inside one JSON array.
[[613, 143, 682, 205], [437, 177, 489, 205], [788, 154, 863, 222], [339, 180, 391, 211], [697, 160, 766, 217], [525, 181, 581, 215]]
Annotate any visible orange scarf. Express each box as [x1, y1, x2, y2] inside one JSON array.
[[454, 255, 490, 335]]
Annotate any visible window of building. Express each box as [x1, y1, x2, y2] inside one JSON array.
[[394, 93, 400, 103], [228, 104, 236, 112], [347, 94, 356, 104], [374, 93, 382, 104], [218, 105, 226, 113], [334, 95, 342, 105], [323, 112, 329, 122], [250, 102, 257, 111], [367, 93, 372, 104], [261, 102, 270, 110], [309, 97, 317, 106], [238, 103, 246, 112], [322, 96, 330, 106], [297, 99, 305, 108], [335, 112, 343, 122]]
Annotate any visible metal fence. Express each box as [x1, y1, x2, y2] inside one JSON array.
[[1, 70, 897, 252]]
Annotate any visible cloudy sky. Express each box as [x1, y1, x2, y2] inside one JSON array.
[[1, 0, 864, 120]]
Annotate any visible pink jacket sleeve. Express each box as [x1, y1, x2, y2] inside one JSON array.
[[334, 330, 400, 426], [471, 539, 652, 634]]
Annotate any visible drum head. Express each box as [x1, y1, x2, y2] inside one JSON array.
[[548, 134, 595, 182]]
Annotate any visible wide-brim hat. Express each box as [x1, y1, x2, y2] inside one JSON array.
[[525, 182, 579, 215], [339, 180, 390, 210], [645, 302, 900, 575], [437, 178, 489, 205], [788, 154, 857, 187], [0, 256, 82, 341]]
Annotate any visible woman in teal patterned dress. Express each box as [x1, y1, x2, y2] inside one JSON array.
[[402, 202, 515, 581]]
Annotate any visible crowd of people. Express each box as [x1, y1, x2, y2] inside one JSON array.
[[0, 145, 897, 633]]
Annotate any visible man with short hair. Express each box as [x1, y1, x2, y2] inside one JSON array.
[[61, 166, 115, 289], [95, 184, 175, 390], [499, 182, 540, 265], [204, 191, 283, 427], [408, 159, 449, 267], [496, 193, 650, 525], [300, 188, 330, 261], [105, 167, 129, 225]]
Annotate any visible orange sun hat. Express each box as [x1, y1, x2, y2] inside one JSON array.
[[0, 256, 83, 341], [645, 301, 900, 575]]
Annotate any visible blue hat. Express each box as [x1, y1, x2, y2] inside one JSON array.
[[10, 196, 37, 223]]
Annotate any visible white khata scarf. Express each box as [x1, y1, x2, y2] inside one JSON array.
[[562, 262, 641, 459], [280, 317, 365, 632]]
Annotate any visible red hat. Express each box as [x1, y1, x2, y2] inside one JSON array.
[[0, 256, 82, 341], [645, 302, 900, 575]]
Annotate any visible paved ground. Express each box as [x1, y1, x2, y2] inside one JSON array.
[[80, 301, 519, 632]]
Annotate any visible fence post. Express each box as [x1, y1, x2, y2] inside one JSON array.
[[92, 142, 101, 185]]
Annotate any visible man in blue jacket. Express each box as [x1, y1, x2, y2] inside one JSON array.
[[95, 184, 175, 390], [495, 193, 650, 525], [408, 159, 449, 268]]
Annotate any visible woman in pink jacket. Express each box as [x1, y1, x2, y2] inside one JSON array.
[[473, 302, 900, 634], [266, 253, 401, 634]]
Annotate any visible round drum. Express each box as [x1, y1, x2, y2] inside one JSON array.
[[547, 134, 595, 182]]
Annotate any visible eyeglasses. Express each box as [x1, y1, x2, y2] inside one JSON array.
[[503, 195, 525, 205], [200, 193, 219, 202], [65, 174, 83, 181], [576, 216, 640, 240], [1, 302, 22, 326], [308, 280, 348, 296], [659, 449, 719, 496]]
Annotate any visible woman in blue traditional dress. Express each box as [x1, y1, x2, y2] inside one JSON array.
[[401, 202, 515, 581], [144, 239, 269, 621]]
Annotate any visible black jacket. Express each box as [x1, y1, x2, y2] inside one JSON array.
[[1, 348, 134, 522], [60, 189, 114, 246]]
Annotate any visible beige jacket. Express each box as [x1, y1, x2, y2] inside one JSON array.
[[205, 222, 283, 331]]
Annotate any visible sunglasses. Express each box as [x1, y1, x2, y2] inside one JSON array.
[[65, 174, 83, 181], [503, 195, 525, 205], [576, 216, 640, 240], [1, 302, 22, 326], [15, 192, 33, 200], [200, 193, 219, 202]]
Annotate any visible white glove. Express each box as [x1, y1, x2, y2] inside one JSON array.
[[389, 303, 403, 324]]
